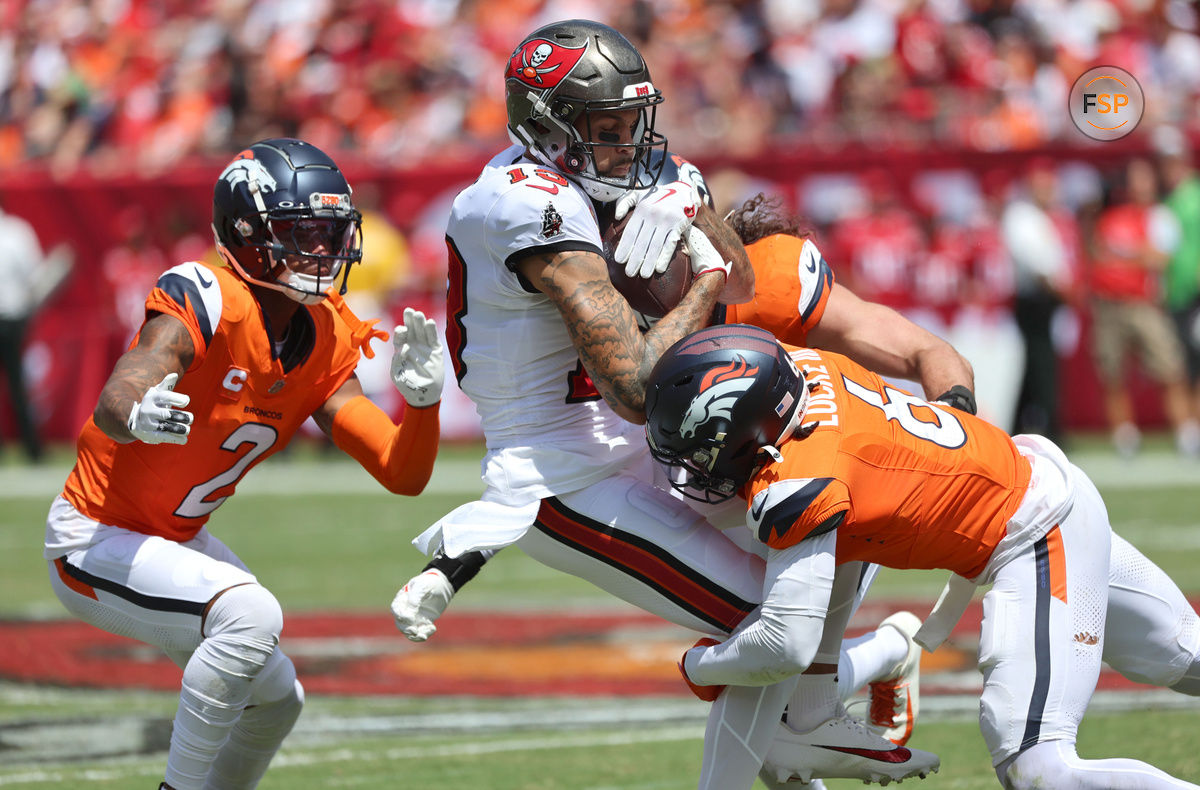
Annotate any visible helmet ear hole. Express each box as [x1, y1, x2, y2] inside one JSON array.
[[562, 146, 587, 173]]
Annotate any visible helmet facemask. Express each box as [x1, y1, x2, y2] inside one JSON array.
[[262, 203, 362, 304], [648, 390, 805, 505], [514, 92, 666, 202], [648, 430, 752, 505]]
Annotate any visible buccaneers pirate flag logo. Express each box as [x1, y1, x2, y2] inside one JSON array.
[[506, 38, 588, 88]]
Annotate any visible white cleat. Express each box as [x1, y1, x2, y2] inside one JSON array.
[[762, 714, 940, 786], [868, 611, 923, 745], [757, 767, 828, 788]]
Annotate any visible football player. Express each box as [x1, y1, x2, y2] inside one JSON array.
[[392, 18, 943, 789], [650, 323, 1200, 789], [43, 138, 445, 790], [396, 155, 975, 747]]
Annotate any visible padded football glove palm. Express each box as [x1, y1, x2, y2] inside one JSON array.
[[684, 226, 732, 281], [391, 307, 444, 408]]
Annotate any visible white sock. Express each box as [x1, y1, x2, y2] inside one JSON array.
[[785, 673, 843, 732], [167, 644, 259, 789], [837, 626, 908, 698]]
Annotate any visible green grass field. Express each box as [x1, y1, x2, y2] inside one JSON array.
[[3, 436, 1200, 789]]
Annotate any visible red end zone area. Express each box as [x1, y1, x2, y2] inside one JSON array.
[[1, 600, 1189, 697]]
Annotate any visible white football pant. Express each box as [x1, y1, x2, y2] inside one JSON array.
[[45, 495, 301, 790]]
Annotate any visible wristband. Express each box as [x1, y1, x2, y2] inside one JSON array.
[[424, 549, 491, 591], [934, 385, 977, 415]]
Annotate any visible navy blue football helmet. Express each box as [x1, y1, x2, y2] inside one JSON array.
[[644, 324, 806, 502], [212, 138, 362, 304]]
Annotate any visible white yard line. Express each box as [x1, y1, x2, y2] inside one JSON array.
[[1, 447, 1196, 501], [1, 688, 1193, 784], [0, 457, 486, 499], [0, 723, 702, 786]]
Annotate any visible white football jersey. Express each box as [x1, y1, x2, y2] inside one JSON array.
[[445, 145, 644, 500]]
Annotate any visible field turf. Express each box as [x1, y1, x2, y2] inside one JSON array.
[[2, 436, 1199, 789]]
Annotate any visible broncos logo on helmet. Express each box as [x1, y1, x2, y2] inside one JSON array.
[[645, 325, 806, 503], [680, 358, 759, 439], [220, 154, 278, 194]]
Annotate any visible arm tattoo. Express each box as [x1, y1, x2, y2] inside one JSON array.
[[94, 314, 195, 442], [534, 250, 723, 419]]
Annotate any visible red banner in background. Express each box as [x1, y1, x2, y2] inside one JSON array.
[[0, 145, 1168, 444]]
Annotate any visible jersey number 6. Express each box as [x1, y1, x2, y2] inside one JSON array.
[[843, 376, 967, 449]]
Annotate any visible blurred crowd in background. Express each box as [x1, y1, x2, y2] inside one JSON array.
[[2, 0, 1200, 460], [4, 0, 1200, 174]]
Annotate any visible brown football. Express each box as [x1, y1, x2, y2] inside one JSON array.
[[599, 202, 692, 319]]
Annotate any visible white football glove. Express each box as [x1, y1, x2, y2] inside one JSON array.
[[684, 226, 732, 281], [126, 373, 192, 445], [613, 180, 701, 279], [390, 307, 444, 408], [390, 568, 455, 642]]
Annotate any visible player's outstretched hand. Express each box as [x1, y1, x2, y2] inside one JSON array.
[[391, 307, 444, 408], [127, 373, 192, 445], [613, 180, 701, 279], [685, 226, 732, 281], [390, 568, 455, 642]]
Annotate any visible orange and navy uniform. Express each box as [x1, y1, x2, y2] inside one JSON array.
[[724, 234, 834, 346], [63, 261, 390, 542], [746, 346, 1032, 580]]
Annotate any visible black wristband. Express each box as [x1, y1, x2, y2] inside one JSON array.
[[423, 549, 491, 592], [934, 385, 977, 415]]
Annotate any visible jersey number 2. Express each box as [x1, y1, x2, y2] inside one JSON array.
[[174, 423, 279, 519]]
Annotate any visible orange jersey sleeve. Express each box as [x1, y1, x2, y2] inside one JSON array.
[[331, 395, 439, 495], [143, 261, 225, 370], [725, 235, 834, 346], [63, 263, 364, 542], [746, 347, 1031, 579]]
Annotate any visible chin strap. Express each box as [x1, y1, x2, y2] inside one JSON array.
[[324, 290, 389, 358]]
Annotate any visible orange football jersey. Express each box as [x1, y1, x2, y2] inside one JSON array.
[[63, 262, 378, 542], [746, 347, 1032, 579], [725, 235, 834, 346]]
